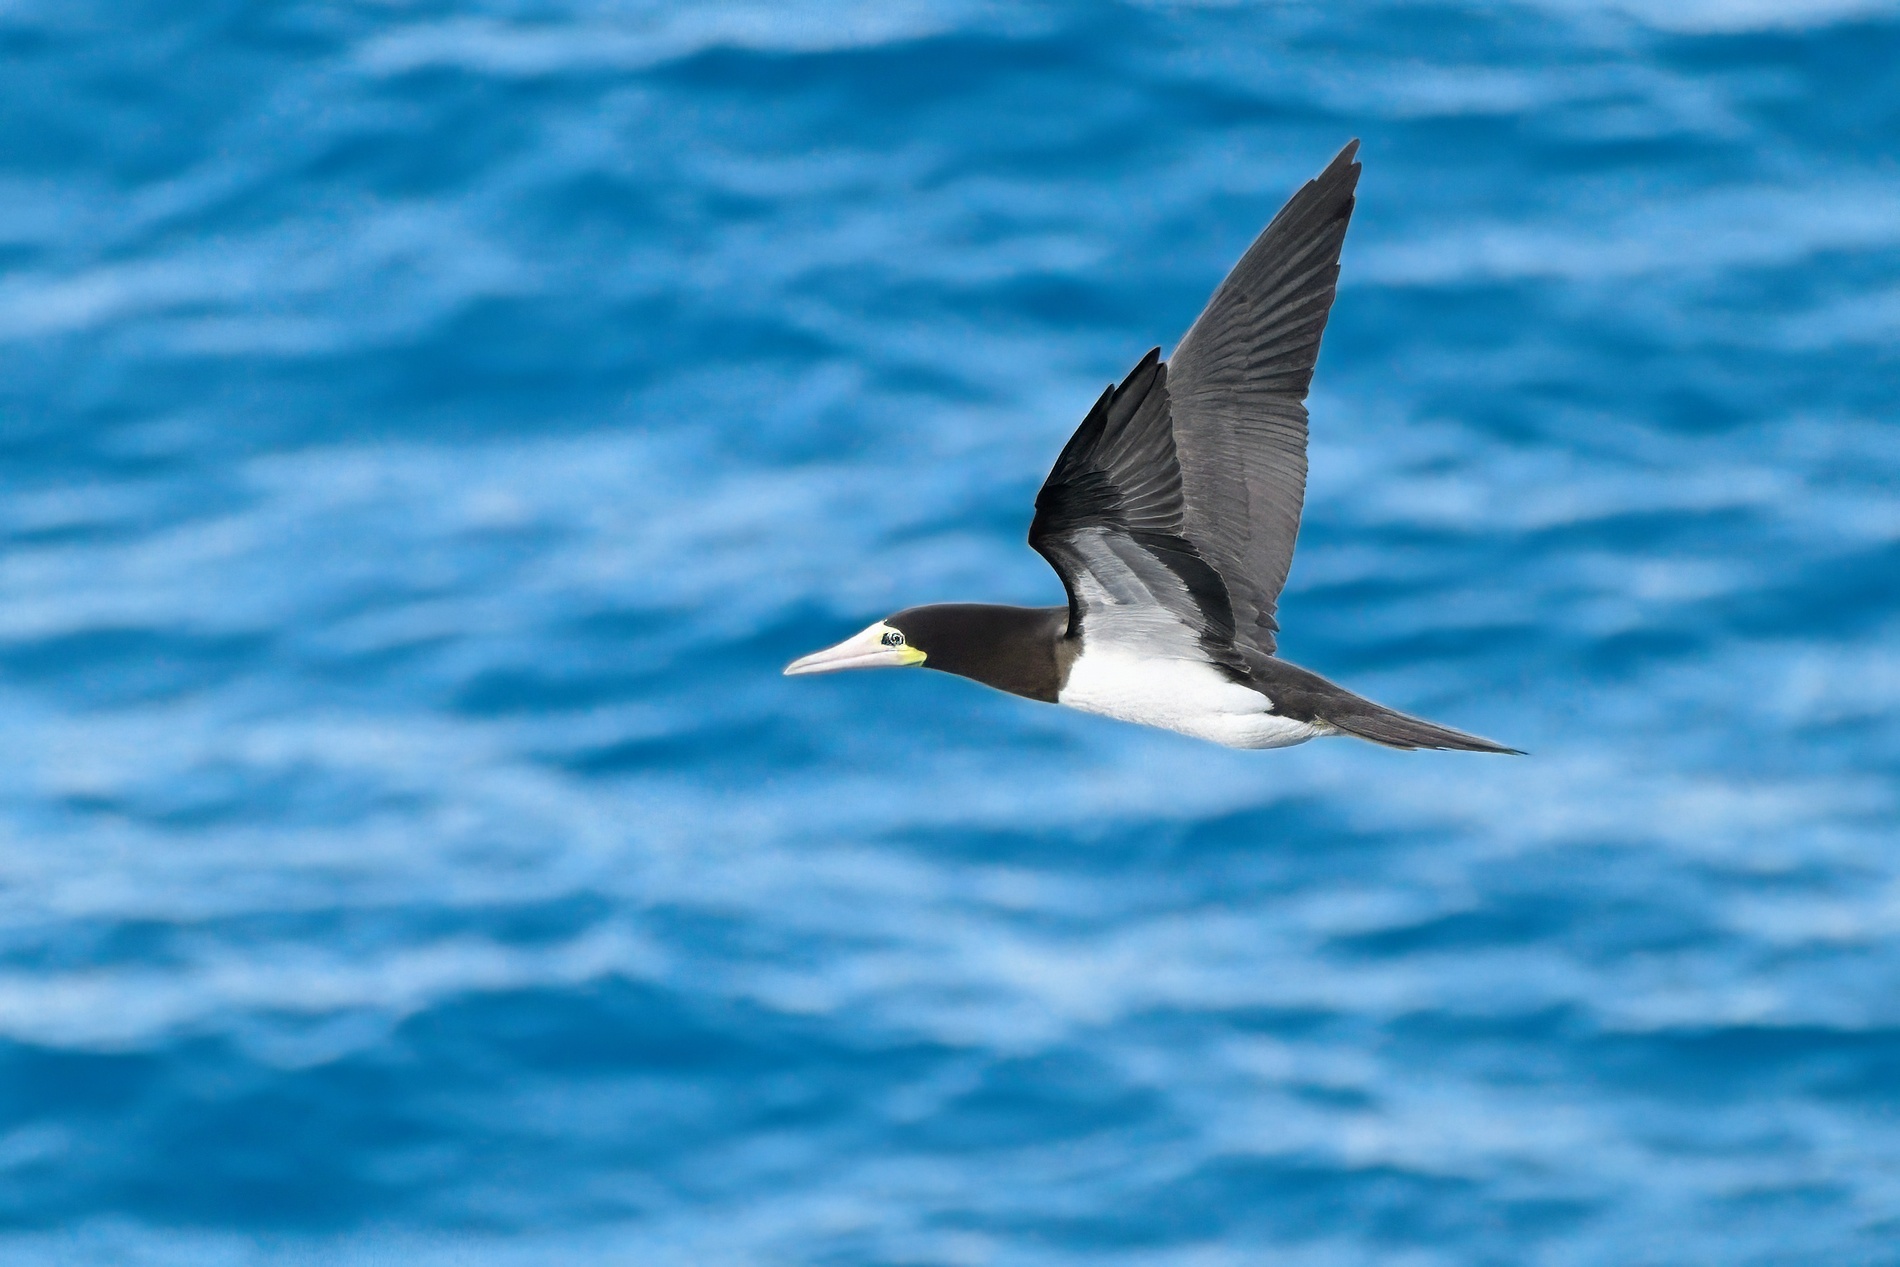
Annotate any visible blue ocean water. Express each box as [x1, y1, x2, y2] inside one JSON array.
[[1, 1, 1898, 1262]]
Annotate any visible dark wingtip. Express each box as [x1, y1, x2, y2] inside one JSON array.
[[1106, 346, 1164, 412], [1337, 144, 1361, 183], [1321, 140, 1360, 180]]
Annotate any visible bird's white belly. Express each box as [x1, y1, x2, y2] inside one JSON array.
[[1058, 647, 1327, 750]]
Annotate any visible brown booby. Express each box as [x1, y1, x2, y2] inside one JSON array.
[[786, 141, 1519, 754]]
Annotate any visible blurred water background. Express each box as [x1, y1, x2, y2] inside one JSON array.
[[1, 1, 1898, 1263]]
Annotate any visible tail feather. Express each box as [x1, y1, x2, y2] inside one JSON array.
[[1324, 698, 1523, 754], [1243, 652, 1524, 754]]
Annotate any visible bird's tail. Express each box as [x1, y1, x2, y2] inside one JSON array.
[[1323, 695, 1523, 754], [1242, 652, 1524, 754]]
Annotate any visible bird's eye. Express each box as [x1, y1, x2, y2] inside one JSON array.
[[881, 630, 905, 647]]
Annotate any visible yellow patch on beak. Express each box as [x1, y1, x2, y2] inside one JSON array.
[[783, 622, 926, 676]]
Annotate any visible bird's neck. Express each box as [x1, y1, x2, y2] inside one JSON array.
[[903, 604, 1071, 703]]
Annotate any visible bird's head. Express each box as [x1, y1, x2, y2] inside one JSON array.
[[783, 613, 929, 676]]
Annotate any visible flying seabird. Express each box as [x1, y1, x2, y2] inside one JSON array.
[[785, 141, 1519, 754]]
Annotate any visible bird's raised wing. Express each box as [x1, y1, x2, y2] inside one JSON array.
[[1166, 139, 1361, 656], [1028, 348, 1244, 670]]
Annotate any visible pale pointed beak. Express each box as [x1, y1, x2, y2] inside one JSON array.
[[783, 622, 926, 676]]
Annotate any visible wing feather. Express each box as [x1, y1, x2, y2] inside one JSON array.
[[1029, 349, 1240, 667], [1167, 139, 1361, 655], [1027, 141, 1361, 671]]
